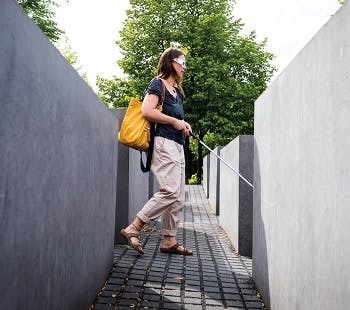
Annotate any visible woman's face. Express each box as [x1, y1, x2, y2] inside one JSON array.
[[172, 55, 186, 78]]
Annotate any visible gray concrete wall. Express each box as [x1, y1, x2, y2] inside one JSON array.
[[113, 109, 156, 243], [219, 136, 253, 257], [203, 154, 209, 197], [208, 147, 221, 214], [253, 2, 350, 309], [112, 109, 130, 244], [0, 1, 118, 309], [129, 149, 151, 222]]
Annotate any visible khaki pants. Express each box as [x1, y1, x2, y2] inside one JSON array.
[[137, 136, 185, 236]]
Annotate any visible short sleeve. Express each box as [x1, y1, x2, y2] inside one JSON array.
[[145, 78, 162, 99]]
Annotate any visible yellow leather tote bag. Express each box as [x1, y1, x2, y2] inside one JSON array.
[[118, 80, 165, 152]]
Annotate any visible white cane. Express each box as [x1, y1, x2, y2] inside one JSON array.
[[191, 133, 254, 189]]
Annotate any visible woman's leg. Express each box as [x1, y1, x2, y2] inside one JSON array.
[[137, 137, 184, 226], [153, 140, 191, 254], [122, 137, 181, 252]]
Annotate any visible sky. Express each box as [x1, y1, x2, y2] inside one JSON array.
[[55, 0, 341, 90]]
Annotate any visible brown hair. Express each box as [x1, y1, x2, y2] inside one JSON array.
[[157, 47, 185, 95]]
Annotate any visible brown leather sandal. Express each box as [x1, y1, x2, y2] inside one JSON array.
[[120, 228, 144, 254], [160, 242, 193, 255]]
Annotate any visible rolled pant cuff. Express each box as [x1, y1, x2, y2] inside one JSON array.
[[161, 229, 177, 237], [136, 214, 150, 224]]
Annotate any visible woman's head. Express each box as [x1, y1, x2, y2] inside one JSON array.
[[157, 47, 186, 82]]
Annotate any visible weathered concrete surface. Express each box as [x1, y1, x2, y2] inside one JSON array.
[[112, 109, 157, 244], [0, 1, 118, 309], [208, 147, 221, 215], [253, 2, 350, 309], [219, 136, 253, 257]]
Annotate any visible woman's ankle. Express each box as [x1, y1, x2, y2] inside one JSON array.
[[162, 236, 176, 246], [130, 217, 144, 231]]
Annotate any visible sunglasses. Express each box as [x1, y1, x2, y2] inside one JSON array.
[[173, 58, 186, 68]]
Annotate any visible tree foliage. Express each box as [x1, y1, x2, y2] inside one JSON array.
[[17, 0, 64, 42], [98, 0, 276, 180], [97, 76, 133, 109]]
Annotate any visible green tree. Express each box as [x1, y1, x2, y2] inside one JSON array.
[[98, 0, 275, 180], [17, 0, 64, 42], [97, 76, 133, 109]]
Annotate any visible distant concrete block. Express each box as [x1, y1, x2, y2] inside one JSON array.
[[219, 136, 253, 257], [203, 154, 210, 198], [208, 147, 222, 215], [112, 109, 151, 244]]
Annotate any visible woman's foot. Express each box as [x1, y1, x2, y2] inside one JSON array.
[[121, 223, 144, 254], [160, 236, 193, 255]]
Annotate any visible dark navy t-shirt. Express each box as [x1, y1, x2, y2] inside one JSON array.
[[145, 77, 185, 145]]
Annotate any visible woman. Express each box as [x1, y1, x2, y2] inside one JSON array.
[[121, 47, 192, 255]]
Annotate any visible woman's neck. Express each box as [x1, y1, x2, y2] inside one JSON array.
[[164, 76, 175, 86]]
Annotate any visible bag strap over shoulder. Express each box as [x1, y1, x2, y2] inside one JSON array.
[[159, 78, 166, 105], [140, 79, 166, 173]]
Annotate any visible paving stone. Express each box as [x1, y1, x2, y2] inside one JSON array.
[[93, 303, 113, 310], [166, 277, 183, 284], [225, 299, 245, 306], [163, 302, 184, 309], [184, 284, 201, 291], [205, 298, 224, 307], [108, 274, 126, 282], [224, 293, 242, 301], [125, 279, 144, 287], [183, 304, 203, 310], [184, 291, 201, 298], [128, 273, 146, 280], [203, 286, 221, 293], [140, 300, 160, 308], [243, 294, 261, 302], [143, 293, 161, 302], [163, 289, 181, 297], [222, 284, 239, 292], [147, 276, 163, 283], [241, 288, 257, 295], [184, 267, 200, 273], [163, 295, 181, 303], [144, 281, 162, 289], [185, 275, 201, 282], [245, 301, 265, 308], [206, 305, 227, 309], [164, 283, 181, 290], [142, 287, 160, 295], [183, 297, 203, 305], [118, 298, 138, 306], [104, 284, 122, 292], [100, 290, 120, 298], [185, 279, 200, 286]]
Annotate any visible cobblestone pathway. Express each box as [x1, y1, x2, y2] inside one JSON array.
[[91, 185, 265, 310]]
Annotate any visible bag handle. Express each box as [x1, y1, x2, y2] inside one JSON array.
[[140, 79, 166, 173]]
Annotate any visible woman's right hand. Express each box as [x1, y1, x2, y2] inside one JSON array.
[[173, 119, 187, 132]]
